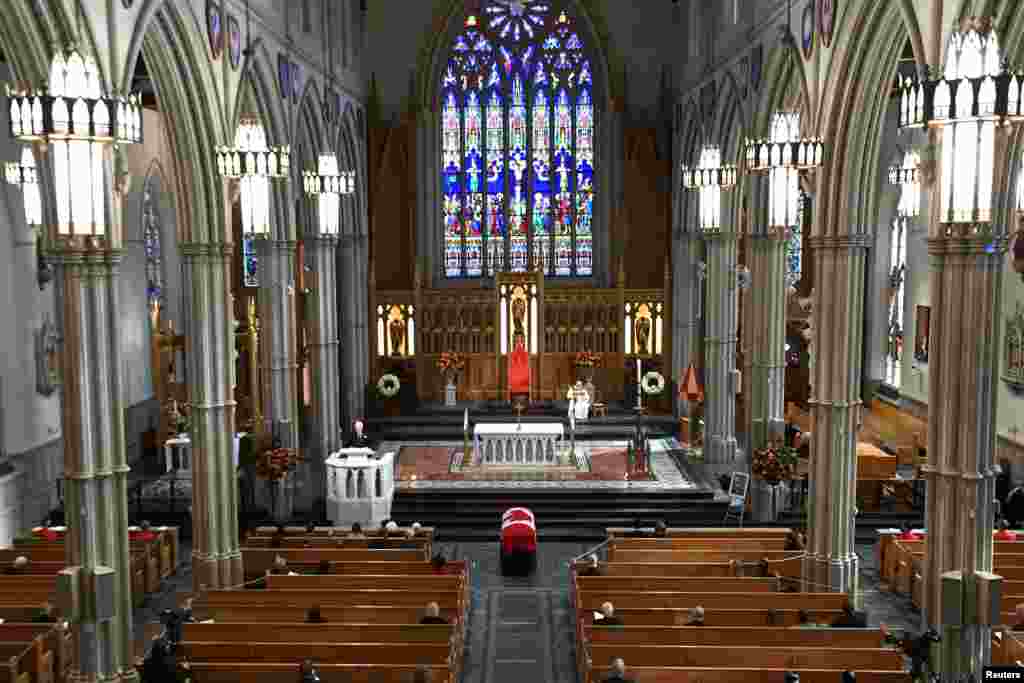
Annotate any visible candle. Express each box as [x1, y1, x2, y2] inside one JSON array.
[[637, 358, 641, 385], [354, 420, 363, 438]]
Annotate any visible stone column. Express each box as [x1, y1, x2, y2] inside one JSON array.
[[672, 232, 702, 419], [353, 234, 370, 421], [307, 235, 342, 477], [920, 129, 1005, 673], [181, 241, 243, 591], [258, 239, 299, 448], [339, 235, 359, 426], [702, 225, 740, 469], [743, 231, 787, 452], [56, 244, 137, 683], [803, 234, 869, 596]]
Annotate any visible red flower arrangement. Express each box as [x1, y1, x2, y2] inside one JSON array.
[[436, 351, 466, 375], [256, 447, 303, 482], [574, 351, 601, 369], [751, 441, 799, 483]]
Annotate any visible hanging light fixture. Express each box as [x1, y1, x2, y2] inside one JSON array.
[[218, 118, 289, 238], [681, 144, 737, 232], [898, 19, 1023, 226], [888, 150, 921, 219], [744, 112, 822, 230], [6, 47, 142, 241]]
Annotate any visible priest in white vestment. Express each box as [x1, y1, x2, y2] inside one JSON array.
[[568, 382, 590, 421]]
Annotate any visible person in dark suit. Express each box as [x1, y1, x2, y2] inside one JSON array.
[[783, 673, 799, 683], [602, 658, 634, 683], [685, 606, 705, 626], [841, 672, 856, 683], [305, 606, 327, 623], [419, 602, 449, 625], [831, 604, 867, 628], [785, 529, 805, 551], [315, 560, 331, 575], [577, 554, 604, 577], [653, 521, 668, 538], [412, 665, 433, 683], [300, 659, 321, 683], [32, 603, 57, 623]]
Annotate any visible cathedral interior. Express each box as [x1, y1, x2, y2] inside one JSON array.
[[0, 0, 1022, 681]]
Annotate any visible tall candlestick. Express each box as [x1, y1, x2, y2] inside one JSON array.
[[637, 358, 641, 385]]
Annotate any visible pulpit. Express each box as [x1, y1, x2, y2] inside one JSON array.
[[325, 448, 395, 527]]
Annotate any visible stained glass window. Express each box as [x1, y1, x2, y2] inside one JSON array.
[[885, 216, 907, 388], [143, 183, 163, 308], [442, 1, 595, 278], [243, 236, 259, 287]]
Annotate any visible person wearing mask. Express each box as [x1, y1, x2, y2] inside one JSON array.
[[300, 659, 321, 683], [420, 602, 449, 625], [601, 658, 634, 683], [653, 521, 668, 538], [784, 529, 805, 551], [5, 556, 29, 575], [577, 554, 604, 577], [841, 672, 856, 683], [431, 554, 450, 574], [348, 522, 364, 538], [305, 606, 327, 623], [595, 602, 623, 626], [783, 673, 799, 683], [385, 520, 401, 537], [685, 606, 705, 626]]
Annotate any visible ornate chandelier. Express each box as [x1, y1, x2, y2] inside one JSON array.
[[744, 112, 822, 231], [681, 144, 736, 231], [897, 20, 1023, 226], [218, 118, 289, 237], [303, 155, 355, 237], [6, 47, 142, 240], [888, 150, 920, 219]]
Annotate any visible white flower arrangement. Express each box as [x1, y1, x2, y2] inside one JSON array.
[[642, 371, 665, 395], [377, 373, 401, 398]]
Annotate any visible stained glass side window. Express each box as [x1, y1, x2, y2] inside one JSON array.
[[143, 185, 163, 308], [885, 217, 907, 388], [441, 1, 596, 278], [243, 235, 259, 287]]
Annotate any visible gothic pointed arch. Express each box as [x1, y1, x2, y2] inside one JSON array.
[[417, 0, 613, 285]]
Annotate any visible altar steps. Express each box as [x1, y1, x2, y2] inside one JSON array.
[[368, 412, 677, 443], [389, 489, 728, 543]]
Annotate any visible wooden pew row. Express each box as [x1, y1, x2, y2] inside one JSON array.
[[611, 549, 798, 563], [584, 644, 903, 674], [0, 549, 158, 602], [574, 559, 805, 578], [881, 540, 1024, 607], [179, 641, 450, 665], [323, 560, 466, 575], [609, 538, 787, 548], [0, 563, 64, 576], [9, 527, 180, 578], [576, 591, 850, 611], [181, 622, 452, 644], [241, 548, 427, 578], [180, 662, 452, 683], [588, 666, 909, 683], [606, 528, 791, 539], [244, 537, 431, 550], [0, 624, 69, 681], [202, 589, 463, 611], [579, 608, 845, 627], [199, 605, 459, 624], [585, 625, 886, 647], [0, 640, 49, 683], [265, 574, 462, 592], [575, 576, 780, 593], [252, 526, 435, 538]]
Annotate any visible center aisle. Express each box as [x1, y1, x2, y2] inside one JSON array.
[[441, 542, 586, 683]]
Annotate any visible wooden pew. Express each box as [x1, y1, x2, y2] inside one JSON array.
[[576, 592, 850, 611], [609, 538, 787, 547], [182, 662, 452, 683], [585, 625, 886, 647], [199, 605, 458, 624], [0, 640, 51, 683], [202, 589, 463, 611], [585, 644, 903, 671], [0, 563, 63, 576], [588, 666, 909, 683], [606, 528, 791, 539], [609, 549, 798, 563], [576, 559, 804, 578], [323, 560, 465, 575], [575, 576, 779, 593], [252, 526, 435, 538], [578, 608, 845, 627], [241, 548, 427, 577], [264, 574, 461, 592], [181, 622, 452, 644], [245, 536, 431, 550], [179, 641, 451, 665]]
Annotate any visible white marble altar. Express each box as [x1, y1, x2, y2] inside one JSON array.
[[474, 423, 564, 465], [326, 448, 395, 527]]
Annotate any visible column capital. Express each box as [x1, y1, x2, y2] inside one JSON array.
[[309, 236, 340, 248], [180, 242, 233, 259], [806, 234, 871, 250], [699, 229, 739, 241], [339, 235, 356, 247], [747, 227, 787, 241]]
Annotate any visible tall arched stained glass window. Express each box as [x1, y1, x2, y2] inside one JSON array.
[[441, 2, 595, 278], [143, 181, 163, 309]]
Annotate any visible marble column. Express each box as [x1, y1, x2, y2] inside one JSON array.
[[672, 232, 703, 419], [743, 231, 787, 452], [353, 234, 370, 421], [803, 234, 868, 596], [921, 198, 1004, 673], [339, 235, 359, 427], [258, 239, 300, 448], [702, 225, 740, 468], [181, 241, 243, 591], [56, 243, 137, 683], [307, 235, 342, 465]]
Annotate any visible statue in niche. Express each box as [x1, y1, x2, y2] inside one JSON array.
[[512, 296, 527, 339], [389, 317, 405, 357], [635, 316, 651, 356], [35, 315, 61, 396]]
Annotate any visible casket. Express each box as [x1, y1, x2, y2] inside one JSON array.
[[500, 507, 537, 574]]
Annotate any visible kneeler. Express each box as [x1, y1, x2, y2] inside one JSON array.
[[508, 342, 531, 402]]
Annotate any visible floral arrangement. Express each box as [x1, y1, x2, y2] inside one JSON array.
[[574, 351, 601, 369], [642, 371, 665, 395], [751, 441, 800, 483], [256, 447, 302, 482], [436, 351, 466, 375], [377, 373, 401, 398]]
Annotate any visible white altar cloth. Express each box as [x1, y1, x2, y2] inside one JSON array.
[[474, 423, 564, 465]]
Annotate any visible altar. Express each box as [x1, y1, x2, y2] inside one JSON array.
[[473, 423, 564, 466]]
